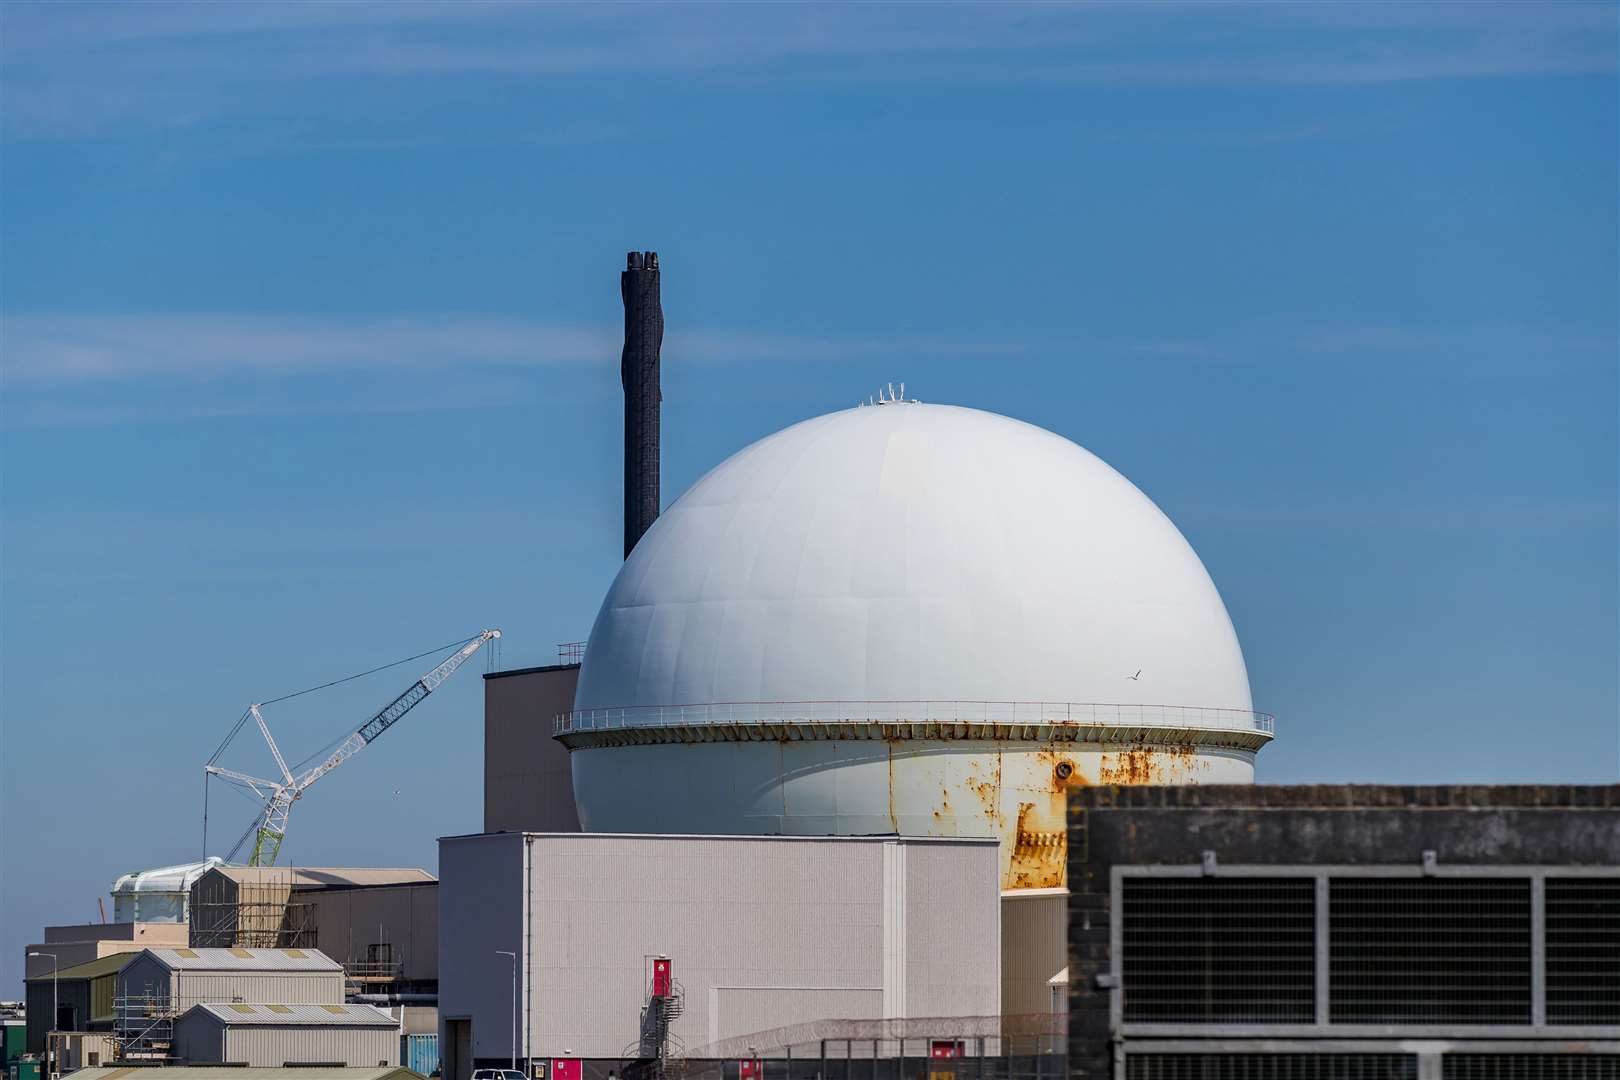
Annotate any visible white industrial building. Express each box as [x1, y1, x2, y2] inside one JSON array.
[[444, 255, 1272, 1078], [438, 832, 1000, 1076], [173, 1003, 400, 1067]]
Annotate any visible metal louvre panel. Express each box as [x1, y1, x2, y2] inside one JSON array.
[[1329, 878, 1531, 1024], [1545, 877, 1620, 1024], [1441, 1055, 1620, 1080], [1125, 1055, 1417, 1080], [1121, 878, 1315, 1023]]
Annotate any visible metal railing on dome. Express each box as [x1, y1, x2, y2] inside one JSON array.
[[554, 700, 1274, 737]]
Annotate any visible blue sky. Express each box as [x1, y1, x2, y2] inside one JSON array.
[[2, 2, 1615, 989]]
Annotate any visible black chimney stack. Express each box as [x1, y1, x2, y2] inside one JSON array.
[[621, 250, 663, 559]]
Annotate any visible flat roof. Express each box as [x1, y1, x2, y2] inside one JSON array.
[[483, 663, 579, 680], [206, 867, 435, 889], [442, 830, 999, 845], [1071, 783, 1620, 810]]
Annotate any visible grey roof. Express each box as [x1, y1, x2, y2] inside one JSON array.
[[141, 947, 342, 972], [67, 1069, 418, 1080], [26, 952, 140, 982], [206, 867, 436, 889], [186, 1003, 399, 1026]]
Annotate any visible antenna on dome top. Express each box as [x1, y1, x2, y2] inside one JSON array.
[[860, 383, 918, 407]]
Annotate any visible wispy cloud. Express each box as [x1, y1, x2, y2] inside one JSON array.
[[1, 314, 614, 381], [1116, 323, 1615, 374], [0, 313, 1025, 384], [3, 2, 1612, 142]]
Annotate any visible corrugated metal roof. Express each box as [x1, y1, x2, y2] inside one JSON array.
[[207, 867, 435, 889], [187, 1003, 399, 1026], [67, 1068, 417, 1080], [143, 947, 342, 971], [25, 952, 139, 982]]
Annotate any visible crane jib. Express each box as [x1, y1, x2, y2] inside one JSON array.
[[359, 680, 433, 743]]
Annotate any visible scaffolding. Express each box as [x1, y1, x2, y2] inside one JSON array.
[[111, 992, 178, 1063], [189, 876, 316, 949]]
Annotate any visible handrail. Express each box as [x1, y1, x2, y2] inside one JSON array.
[[555, 700, 1273, 737]]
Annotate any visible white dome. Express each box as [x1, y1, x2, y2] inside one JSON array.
[[576, 402, 1250, 714]]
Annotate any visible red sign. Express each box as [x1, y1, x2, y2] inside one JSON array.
[[552, 1060, 580, 1080], [739, 1060, 762, 1080], [652, 958, 672, 998], [929, 1042, 964, 1060]]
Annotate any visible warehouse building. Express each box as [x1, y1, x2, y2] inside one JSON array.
[[186, 866, 438, 1036], [189, 867, 434, 950], [1066, 784, 1620, 1078], [438, 832, 1000, 1080], [173, 1003, 399, 1067], [23, 954, 137, 1054], [118, 947, 345, 1012], [115, 947, 347, 1060]]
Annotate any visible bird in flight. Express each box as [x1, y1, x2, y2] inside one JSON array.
[[1126, 670, 1141, 681]]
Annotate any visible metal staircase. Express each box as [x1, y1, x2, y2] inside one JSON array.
[[620, 977, 684, 1080]]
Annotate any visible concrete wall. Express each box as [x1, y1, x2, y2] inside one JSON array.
[[484, 666, 580, 833], [305, 883, 438, 983], [1065, 784, 1620, 1080], [439, 832, 1000, 1068]]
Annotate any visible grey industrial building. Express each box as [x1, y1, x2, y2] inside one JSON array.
[[188, 867, 435, 951], [186, 867, 440, 1037], [482, 661, 579, 834], [23, 954, 136, 1054], [438, 831, 1001, 1079], [172, 1003, 400, 1067], [1065, 784, 1620, 1078], [118, 948, 346, 1014]]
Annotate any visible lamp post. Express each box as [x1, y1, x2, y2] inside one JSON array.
[[496, 950, 517, 1073], [28, 952, 57, 1077]]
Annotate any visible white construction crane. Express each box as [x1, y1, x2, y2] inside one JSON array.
[[206, 629, 501, 866]]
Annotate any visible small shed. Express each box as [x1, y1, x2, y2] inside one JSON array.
[[117, 948, 344, 1015], [174, 1003, 400, 1067]]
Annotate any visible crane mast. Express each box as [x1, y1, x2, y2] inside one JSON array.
[[206, 629, 501, 866]]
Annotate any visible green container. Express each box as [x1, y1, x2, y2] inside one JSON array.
[[1, 1026, 23, 1067], [13, 1058, 41, 1080]]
